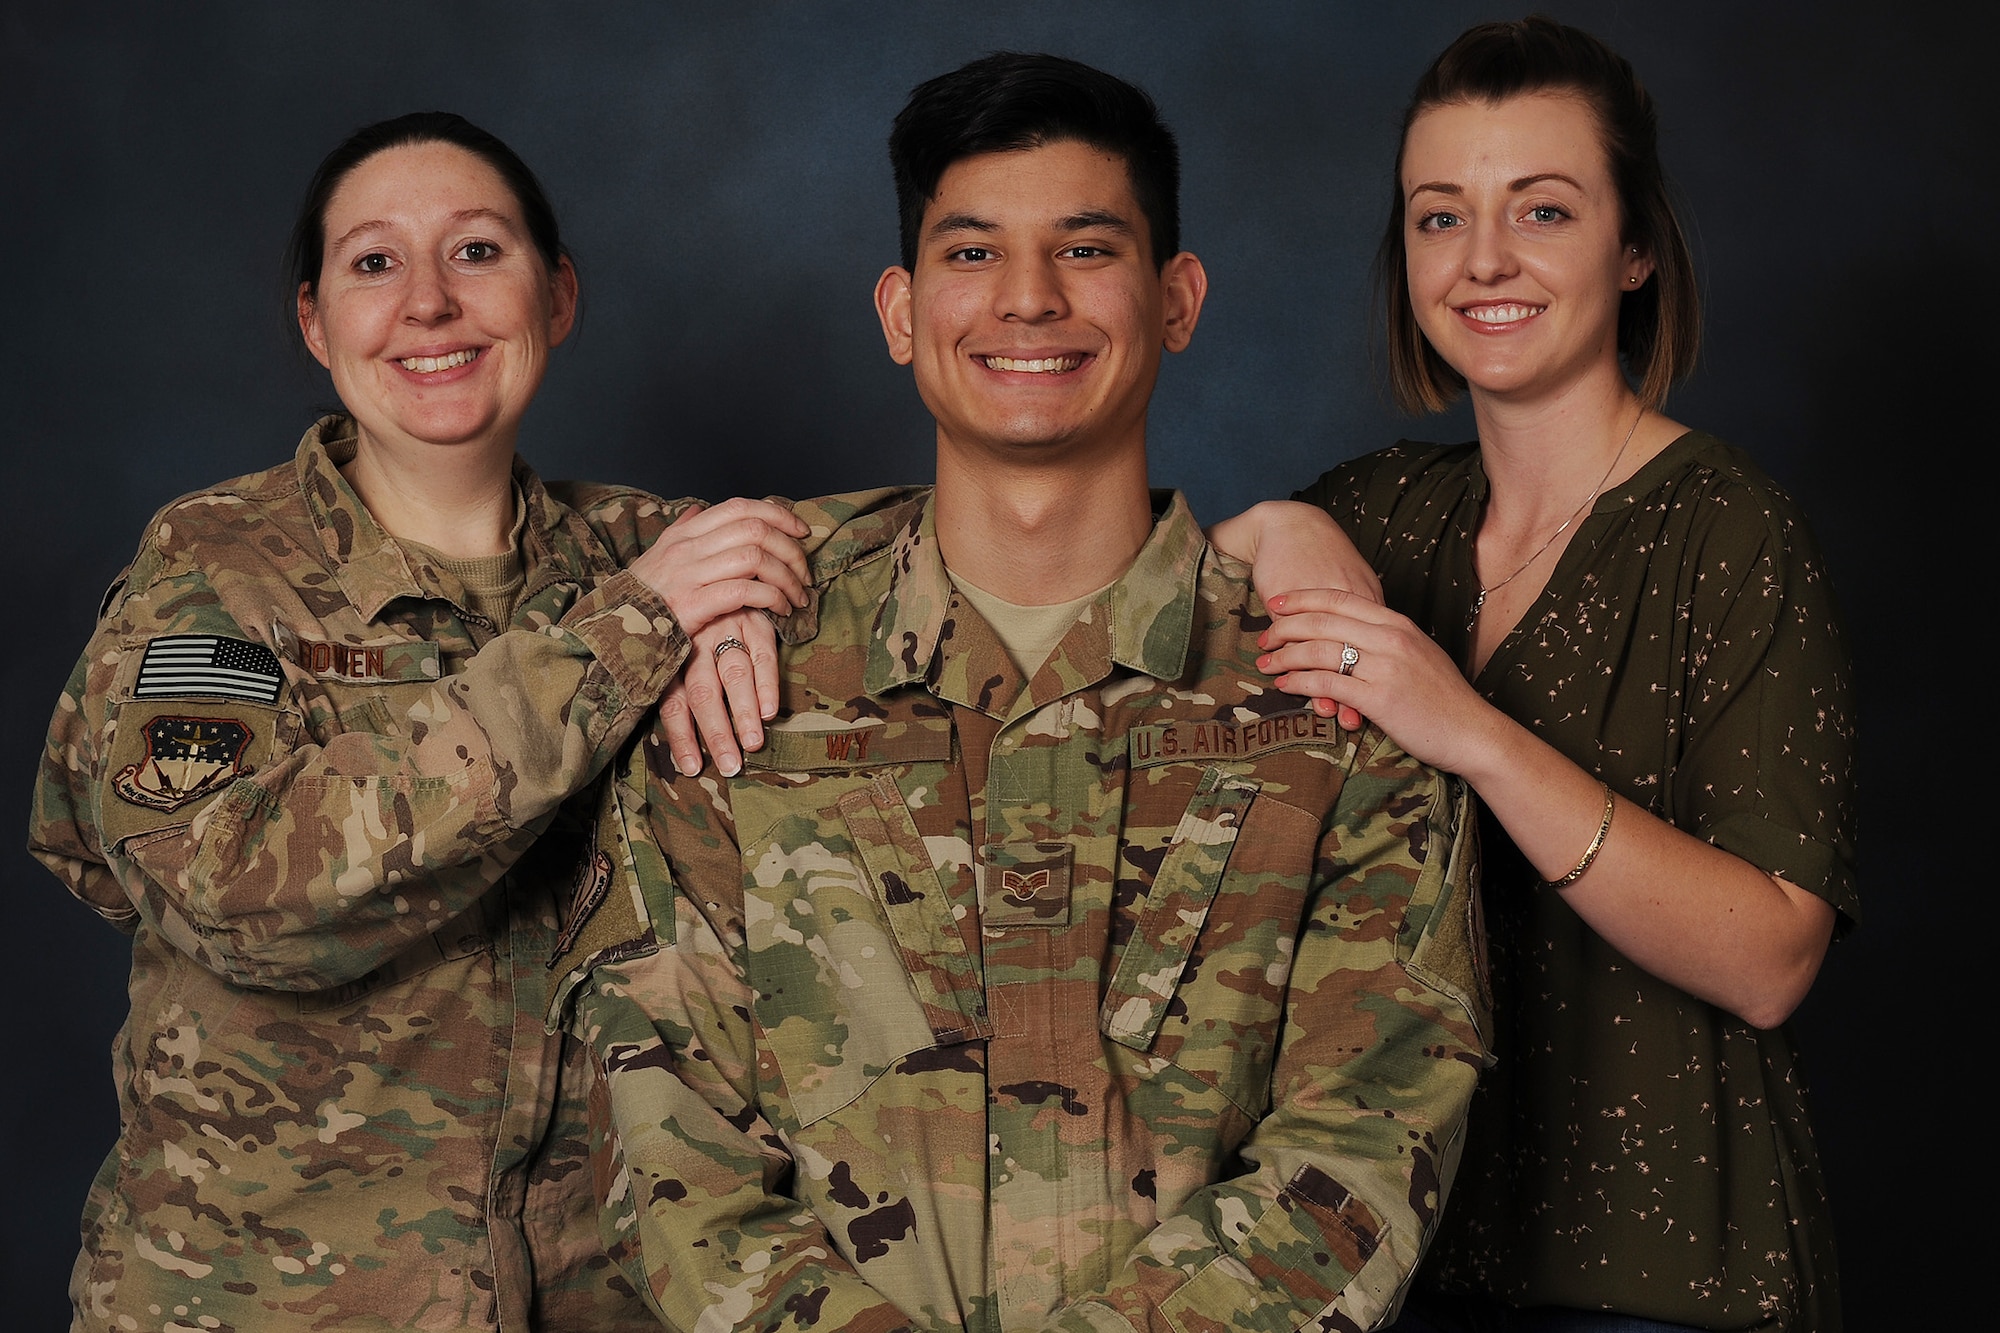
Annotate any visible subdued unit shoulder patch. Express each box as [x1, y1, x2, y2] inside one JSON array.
[[112, 716, 253, 811], [100, 698, 293, 847]]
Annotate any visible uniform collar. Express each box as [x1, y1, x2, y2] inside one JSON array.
[[862, 489, 1203, 705], [296, 415, 592, 623]]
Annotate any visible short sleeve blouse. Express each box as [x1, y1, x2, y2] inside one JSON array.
[[1297, 430, 1857, 1329]]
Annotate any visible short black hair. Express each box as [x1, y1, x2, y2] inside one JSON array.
[[889, 52, 1181, 271], [285, 111, 567, 325]]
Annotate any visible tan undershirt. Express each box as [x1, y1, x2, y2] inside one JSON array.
[[950, 572, 1111, 680], [402, 486, 529, 631]]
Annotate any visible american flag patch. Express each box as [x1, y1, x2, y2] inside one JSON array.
[[133, 635, 284, 704]]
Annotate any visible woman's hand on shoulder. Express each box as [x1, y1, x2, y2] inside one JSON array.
[[1208, 501, 1383, 732], [1206, 501, 1383, 608], [626, 497, 810, 776], [625, 497, 811, 635], [1257, 588, 1504, 775], [658, 611, 779, 778]]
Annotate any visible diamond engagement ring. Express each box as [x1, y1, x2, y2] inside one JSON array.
[[712, 636, 748, 660], [1338, 643, 1360, 675]]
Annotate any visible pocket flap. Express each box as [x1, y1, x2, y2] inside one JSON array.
[[1100, 768, 1258, 1048], [839, 776, 989, 1042]]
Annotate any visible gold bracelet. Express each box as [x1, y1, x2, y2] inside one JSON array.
[[1543, 782, 1615, 888]]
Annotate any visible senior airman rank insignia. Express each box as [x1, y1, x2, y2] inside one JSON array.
[[983, 842, 1073, 926], [112, 716, 253, 811]]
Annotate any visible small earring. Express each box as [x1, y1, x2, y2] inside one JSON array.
[[1628, 276, 1639, 284]]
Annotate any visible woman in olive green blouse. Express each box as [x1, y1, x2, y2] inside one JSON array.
[[1227, 17, 1856, 1332]]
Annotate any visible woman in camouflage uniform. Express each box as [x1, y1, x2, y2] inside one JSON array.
[[29, 112, 810, 1331]]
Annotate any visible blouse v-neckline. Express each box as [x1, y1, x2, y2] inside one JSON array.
[[1462, 428, 1700, 689]]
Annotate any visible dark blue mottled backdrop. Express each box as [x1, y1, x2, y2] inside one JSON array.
[[5, 2, 1989, 1323]]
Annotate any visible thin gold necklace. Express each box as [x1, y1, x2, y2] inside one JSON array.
[[1467, 408, 1641, 633]]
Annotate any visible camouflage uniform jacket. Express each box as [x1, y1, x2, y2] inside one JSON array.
[[555, 489, 1493, 1333], [28, 416, 686, 1331]]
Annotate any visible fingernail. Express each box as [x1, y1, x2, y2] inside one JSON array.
[[720, 756, 742, 777], [677, 755, 699, 776], [744, 730, 763, 749], [1268, 595, 1286, 610]]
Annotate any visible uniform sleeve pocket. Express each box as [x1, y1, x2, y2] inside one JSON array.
[[99, 699, 295, 848], [1101, 768, 1259, 1051], [736, 772, 987, 1128], [1162, 1164, 1390, 1333]]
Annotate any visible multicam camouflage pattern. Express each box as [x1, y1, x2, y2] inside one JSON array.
[[557, 490, 1493, 1333], [28, 416, 686, 1331]]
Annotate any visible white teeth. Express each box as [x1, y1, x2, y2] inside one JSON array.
[[1462, 304, 1544, 325], [984, 355, 1082, 373], [400, 348, 479, 373]]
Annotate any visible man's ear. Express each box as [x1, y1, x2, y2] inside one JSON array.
[[1160, 251, 1208, 353], [874, 266, 916, 366], [298, 283, 332, 369]]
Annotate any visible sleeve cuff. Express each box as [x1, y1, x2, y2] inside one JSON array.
[[1704, 812, 1859, 928], [561, 568, 690, 711]]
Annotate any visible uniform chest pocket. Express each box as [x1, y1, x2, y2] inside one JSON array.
[[1102, 767, 1318, 1119], [732, 771, 988, 1128]]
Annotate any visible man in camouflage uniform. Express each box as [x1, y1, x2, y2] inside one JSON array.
[[553, 54, 1491, 1333], [30, 415, 684, 1329]]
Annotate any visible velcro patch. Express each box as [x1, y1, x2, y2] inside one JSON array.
[[743, 715, 954, 772], [100, 698, 291, 847], [982, 842, 1073, 927], [270, 622, 442, 683], [1128, 708, 1344, 768], [131, 634, 283, 703], [112, 715, 252, 811]]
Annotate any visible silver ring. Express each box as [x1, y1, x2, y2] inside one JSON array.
[[1338, 643, 1359, 676], [712, 636, 748, 660]]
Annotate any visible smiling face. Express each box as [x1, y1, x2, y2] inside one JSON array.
[[298, 140, 577, 458], [874, 138, 1204, 472], [1400, 92, 1650, 407]]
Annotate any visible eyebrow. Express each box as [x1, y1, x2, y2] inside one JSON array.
[[1407, 172, 1588, 200], [1055, 209, 1135, 235], [327, 207, 518, 253], [925, 208, 1137, 242], [927, 211, 999, 240]]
